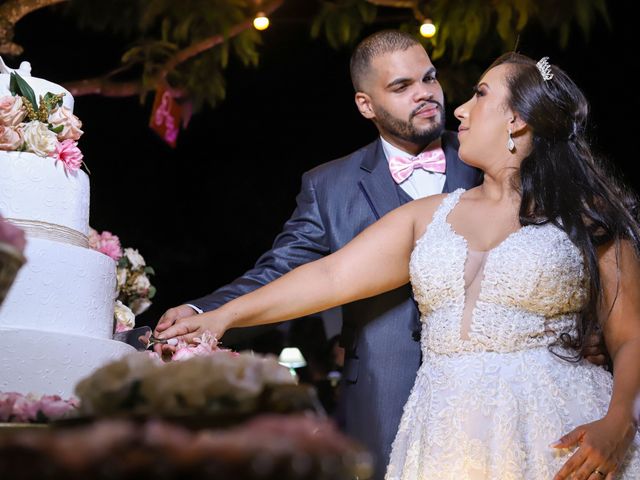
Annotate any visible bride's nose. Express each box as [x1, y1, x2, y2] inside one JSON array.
[[454, 102, 468, 120]]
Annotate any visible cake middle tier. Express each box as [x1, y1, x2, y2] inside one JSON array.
[[0, 237, 117, 339]]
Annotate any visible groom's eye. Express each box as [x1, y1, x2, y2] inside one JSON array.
[[424, 74, 437, 83]]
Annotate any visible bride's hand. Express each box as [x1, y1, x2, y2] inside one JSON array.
[[153, 310, 231, 354], [552, 414, 637, 480]]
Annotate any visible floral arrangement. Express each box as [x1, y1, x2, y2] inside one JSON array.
[[88, 228, 156, 332], [0, 391, 78, 423], [74, 348, 296, 418], [0, 72, 85, 173]]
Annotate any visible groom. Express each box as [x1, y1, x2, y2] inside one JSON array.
[[156, 30, 482, 478]]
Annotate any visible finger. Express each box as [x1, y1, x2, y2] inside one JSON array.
[[155, 311, 178, 331], [573, 460, 599, 480], [552, 427, 584, 449], [156, 316, 200, 340], [554, 449, 588, 480]]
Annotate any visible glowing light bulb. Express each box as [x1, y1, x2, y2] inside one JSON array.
[[420, 20, 436, 38], [253, 12, 270, 31]]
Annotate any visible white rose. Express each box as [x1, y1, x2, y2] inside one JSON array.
[[124, 248, 146, 269], [132, 273, 151, 294], [114, 299, 135, 331], [21, 121, 57, 157], [129, 297, 152, 315], [116, 267, 128, 290], [48, 106, 83, 141]]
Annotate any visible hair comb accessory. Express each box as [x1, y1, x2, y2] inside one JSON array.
[[536, 56, 554, 81]]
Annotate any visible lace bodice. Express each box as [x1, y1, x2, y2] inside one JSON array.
[[409, 188, 588, 355]]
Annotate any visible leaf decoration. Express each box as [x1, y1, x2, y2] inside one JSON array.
[[9, 72, 38, 110]]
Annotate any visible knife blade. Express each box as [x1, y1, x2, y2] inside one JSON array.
[[113, 326, 178, 351], [113, 326, 153, 351]]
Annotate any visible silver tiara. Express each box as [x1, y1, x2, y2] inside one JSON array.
[[536, 56, 554, 81]]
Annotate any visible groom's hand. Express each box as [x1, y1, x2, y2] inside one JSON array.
[[153, 304, 199, 354]]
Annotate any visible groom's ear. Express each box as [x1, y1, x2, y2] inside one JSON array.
[[355, 92, 375, 119]]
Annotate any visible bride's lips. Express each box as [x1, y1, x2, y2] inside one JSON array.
[[458, 126, 468, 136]]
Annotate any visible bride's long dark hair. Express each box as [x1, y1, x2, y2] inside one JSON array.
[[490, 52, 640, 360]]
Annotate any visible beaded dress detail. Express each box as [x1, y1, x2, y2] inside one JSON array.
[[385, 189, 640, 479]]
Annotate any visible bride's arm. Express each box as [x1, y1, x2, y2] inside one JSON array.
[[553, 239, 640, 480], [156, 199, 429, 344]]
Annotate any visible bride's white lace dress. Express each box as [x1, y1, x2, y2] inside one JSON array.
[[385, 189, 640, 480]]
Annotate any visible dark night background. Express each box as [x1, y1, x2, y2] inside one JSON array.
[[8, 1, 638, 334]]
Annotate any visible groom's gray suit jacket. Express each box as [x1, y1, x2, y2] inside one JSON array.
[[190, 132, 482, 479]]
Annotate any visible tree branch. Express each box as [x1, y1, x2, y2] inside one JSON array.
[[64, 0, 284, 98], [0, 0, 68, 56]]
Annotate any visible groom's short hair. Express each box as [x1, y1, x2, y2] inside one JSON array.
[[350, 30, 422, 92]]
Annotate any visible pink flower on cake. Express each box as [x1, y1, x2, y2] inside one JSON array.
[[88, 228, 123, 261], [0, 124, 24, 150], [54, 139, 84, 173], [37, 394, 79, 419], [48, 106, 84, 141], [22, 120, 57, 157], [0, 391, 78, 423], [0, 392, 21, 421], [171, 331, 223, 361], [0, 96, 27, 126]]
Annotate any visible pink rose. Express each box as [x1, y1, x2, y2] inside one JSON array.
[[0, 96, 27, 126], [99, 231, 123, 261], [48, 106, 83, 141], [170, 331, 229, 361], [11, 393, 40, 422], [88, 228, 123, 261], [37, 394, 78, 420], [54, 139, 83, 173], [0, 392, 21, 421], [0, 124, 24, 151]]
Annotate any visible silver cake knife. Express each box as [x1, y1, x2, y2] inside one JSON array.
[[113, 326, 177, 351]]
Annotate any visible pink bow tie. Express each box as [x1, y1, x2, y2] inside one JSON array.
[[389, 148, 446, 184]]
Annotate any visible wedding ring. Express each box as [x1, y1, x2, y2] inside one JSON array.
[[593, 469, 606, 478]]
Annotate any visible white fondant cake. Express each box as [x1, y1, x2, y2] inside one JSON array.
[[0, 59, 135, 398]]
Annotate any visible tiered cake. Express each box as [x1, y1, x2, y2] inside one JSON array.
[[0, 60, 134, 397]]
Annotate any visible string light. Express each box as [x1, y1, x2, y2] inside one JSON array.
[[253, 12, 270, 31], [419, 19, 436, 38]]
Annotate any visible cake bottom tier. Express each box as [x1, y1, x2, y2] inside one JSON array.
[[0, 327, 136, 398]]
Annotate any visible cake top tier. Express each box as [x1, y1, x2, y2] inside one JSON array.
[[0, 57, 74, 112]]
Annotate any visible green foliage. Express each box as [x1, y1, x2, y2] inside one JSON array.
[[65, 0, 263, 110], [311, 0, 377, 49], [59, 0, 609, 112]]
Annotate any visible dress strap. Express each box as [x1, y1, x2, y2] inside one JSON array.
[[431, 188, 465, 226]]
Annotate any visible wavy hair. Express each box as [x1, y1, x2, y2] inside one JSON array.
[[490, 52, 640, 360]]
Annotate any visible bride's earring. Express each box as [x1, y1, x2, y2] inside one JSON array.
[[507, 129, 515, 152]]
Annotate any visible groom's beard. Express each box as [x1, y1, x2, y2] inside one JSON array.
[[376, 102, 445, 147]]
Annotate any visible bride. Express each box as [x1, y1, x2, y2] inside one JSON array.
[[155, 53, 640, 479]]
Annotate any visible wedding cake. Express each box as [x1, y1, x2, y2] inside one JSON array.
[[0, 58, 134, 398]]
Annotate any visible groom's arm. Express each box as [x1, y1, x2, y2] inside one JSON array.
[[159, 171, 331, 345]]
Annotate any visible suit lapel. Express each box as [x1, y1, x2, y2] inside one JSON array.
[[357, 139, 402, 220]]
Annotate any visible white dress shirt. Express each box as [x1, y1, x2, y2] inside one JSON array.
[[380, 136, 446, 200]]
